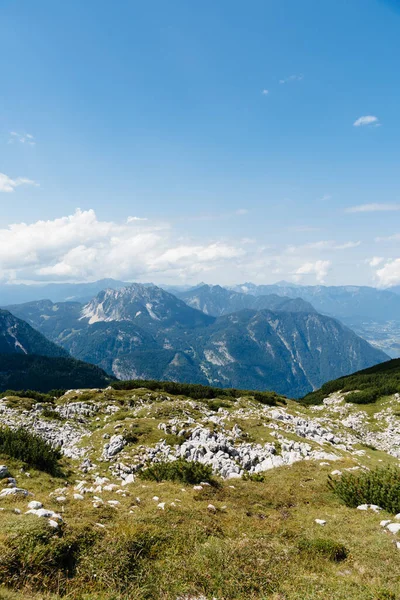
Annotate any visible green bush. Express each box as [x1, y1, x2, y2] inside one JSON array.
[[207, 399, 233, 411], [242, 472, 265, 483], [112, 379, 281, 406], [140, 459, 214, 485], [298, 538, 348, 562], [345, 389, 379, 404], [3, 389, 54, 403], [41, 408, 64, 421], [328, 466, 400, 514], [0, 427, 62, 476]]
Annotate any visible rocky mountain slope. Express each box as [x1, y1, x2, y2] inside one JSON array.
[[176, 284, 317, 316], [0, 309, 68, 357], [231, 282, 400, 357], [0, 308, 113, 391], [1, 369, 400, 599], [6, 285, 388, 398]]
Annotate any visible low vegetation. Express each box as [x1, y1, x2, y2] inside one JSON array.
[[297, 537, 349, 562], [0, 377, 400, 599], [140, 459, 214, 485], [0, 428, 62, 476], [2, 389, 65, 403], [112, 378, 283, 405], [301, 357, 400, 405], [328, 466, 400, 514]]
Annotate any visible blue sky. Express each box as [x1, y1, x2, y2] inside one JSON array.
[[1, 0, 400, 286]]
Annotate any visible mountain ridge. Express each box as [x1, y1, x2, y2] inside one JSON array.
[[5, 285, 388, 398]]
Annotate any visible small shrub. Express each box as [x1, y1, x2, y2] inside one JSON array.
[[298, 538, 348, 562], [41, 408, 64, 421], [375, 590, 397, 600], [328, 466, 400, 514], [163, 434, 187, 447], [242, 472, 265, 482], [140, 459, 214, 485], [123, 422, 153, 445], [0, 427, 62, 476], [207, 399, 232, 412]]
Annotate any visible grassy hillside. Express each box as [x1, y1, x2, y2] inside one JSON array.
[[301, 358, 400, 405], [0, 382, 400, 599]]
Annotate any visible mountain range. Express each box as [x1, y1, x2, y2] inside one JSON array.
[[176, 284, 317, 316], [2, 277, 400, 355], [227, 282, 400, 357], [5, 283, 388, 398]]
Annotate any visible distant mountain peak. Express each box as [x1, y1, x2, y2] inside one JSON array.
[[80, 283, 213, 328]]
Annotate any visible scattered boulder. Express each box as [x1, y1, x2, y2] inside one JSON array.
[[27, 501, 43, 510], [0, 487, 30, 498], [0, 465, 9, 479], [103, 435, 126, 459], [387, 523, 400, 534]]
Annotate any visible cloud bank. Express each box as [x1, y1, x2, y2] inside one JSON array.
[[0, 209, 367, 285]]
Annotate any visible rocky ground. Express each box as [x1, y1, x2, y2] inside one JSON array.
[[0, 386, 400, 599]]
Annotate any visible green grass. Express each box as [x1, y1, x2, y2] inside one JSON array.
[[0, 384, 399, 600], [1, 460, 399, 600], [297, 537, 349, 562]]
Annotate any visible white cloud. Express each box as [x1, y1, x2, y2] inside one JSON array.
[[235, 208, 249, 215], [261, 89, 269, 95], [286, 240, 360, 253], [0, 209, 367, 286], [353, 115, 379, 127], [375, 233, 400, 242], [126, 216, 148, 222], [0, 209, 246, 283], [279, 74, 303, 84], [0, 173, 39, 193], [346, 203, 400, 213], [334, 241, 361, 250], [376, 259, 400, 287], [368, 256, 384, 267], [8, 131, 35, 146], [319, 194, 332, 202], [295, 260, 331, 283]]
